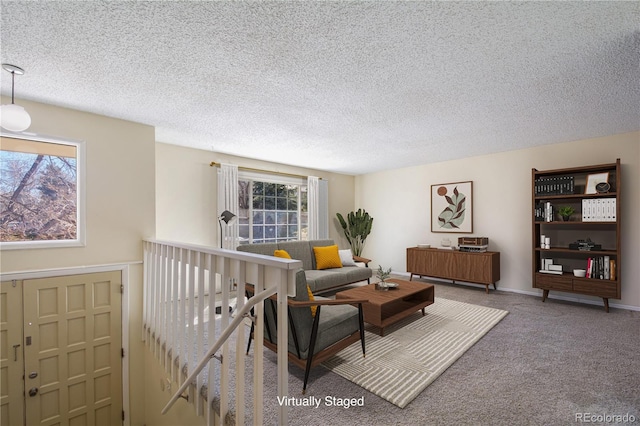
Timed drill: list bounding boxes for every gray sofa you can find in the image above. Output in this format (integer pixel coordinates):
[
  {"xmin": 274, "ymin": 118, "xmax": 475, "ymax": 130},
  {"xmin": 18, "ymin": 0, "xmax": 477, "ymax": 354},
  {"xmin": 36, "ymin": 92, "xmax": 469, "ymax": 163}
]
[{"xmin": 237, "ymin": 239, "xmax": 372, "ymax": 293}]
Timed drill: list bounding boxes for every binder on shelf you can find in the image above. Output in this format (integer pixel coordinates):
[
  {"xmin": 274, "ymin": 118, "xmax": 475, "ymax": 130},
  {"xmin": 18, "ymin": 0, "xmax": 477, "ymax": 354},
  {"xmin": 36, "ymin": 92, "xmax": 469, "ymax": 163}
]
[
  {"xmin": 582, "ymin": 198, "xmax": 617, "ymax": 222},
  {"xmin": 582, "ymin": 199, "xmax": 589, "ymax": 222},
  {"xmin": 611, "ymin": 199, "xmax": 617, "ymax": 221}
]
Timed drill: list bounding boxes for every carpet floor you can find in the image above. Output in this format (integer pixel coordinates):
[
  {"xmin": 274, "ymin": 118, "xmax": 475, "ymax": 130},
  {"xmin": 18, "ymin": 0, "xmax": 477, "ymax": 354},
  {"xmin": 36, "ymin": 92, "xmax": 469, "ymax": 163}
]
[
  {"xmin": 253, "ymin": 278, "xmax": 640, "ymax": 425},
  {"xmin": 323, "ymin": 297, "xmax": 508, "ymax": 408}
]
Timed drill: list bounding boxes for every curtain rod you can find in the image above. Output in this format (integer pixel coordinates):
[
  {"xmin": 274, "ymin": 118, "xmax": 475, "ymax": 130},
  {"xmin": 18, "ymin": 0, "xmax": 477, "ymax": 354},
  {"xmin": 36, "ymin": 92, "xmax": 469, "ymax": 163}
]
[{"xmin": 209, "ymin": 161, "xmax": 321, "ymax": 180}]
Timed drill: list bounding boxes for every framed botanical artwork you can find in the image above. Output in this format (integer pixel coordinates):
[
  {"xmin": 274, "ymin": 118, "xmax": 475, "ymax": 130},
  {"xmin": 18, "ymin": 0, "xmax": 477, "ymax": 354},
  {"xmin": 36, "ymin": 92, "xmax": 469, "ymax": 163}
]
[
  {"xmin": 431, "ymin": 181, "xmax": 473, "ymax": 233},
  {"xmin": 584, "ymin": 172, "xmax": 609, "ymax": 194}
]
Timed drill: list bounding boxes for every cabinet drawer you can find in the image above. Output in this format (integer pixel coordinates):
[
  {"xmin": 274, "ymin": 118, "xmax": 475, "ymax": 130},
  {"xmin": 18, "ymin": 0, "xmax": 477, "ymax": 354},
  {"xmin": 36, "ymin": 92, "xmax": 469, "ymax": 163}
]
[
  {"xmin": 535, "ymin": 273, "xmax": 572, "ymax": 291},
  {"xmin": 573, "ymin": 279, "xmax": 618, "ymax": 298}
]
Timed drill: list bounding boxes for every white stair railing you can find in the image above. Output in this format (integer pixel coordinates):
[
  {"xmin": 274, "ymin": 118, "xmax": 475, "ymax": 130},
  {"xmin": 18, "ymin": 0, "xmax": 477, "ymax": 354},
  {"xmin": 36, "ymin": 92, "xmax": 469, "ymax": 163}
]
[{"xmin": 143, "ymin": 239, "xmax": 302, "ymax": 425}]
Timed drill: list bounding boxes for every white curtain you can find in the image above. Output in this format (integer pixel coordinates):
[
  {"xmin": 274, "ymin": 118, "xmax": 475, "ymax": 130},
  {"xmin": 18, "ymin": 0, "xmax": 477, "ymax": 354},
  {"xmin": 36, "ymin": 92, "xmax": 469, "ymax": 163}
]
[
  {"xmin": 217, "ymin": 163, "xmax": 239, "ymax": 249},
  {"xmin": 307, "ymin": 176, "xmax": 329, "ymax": 240},
  {"xmin": 318, "ymin": 179, "xmax": 329, "ymax": 238}
]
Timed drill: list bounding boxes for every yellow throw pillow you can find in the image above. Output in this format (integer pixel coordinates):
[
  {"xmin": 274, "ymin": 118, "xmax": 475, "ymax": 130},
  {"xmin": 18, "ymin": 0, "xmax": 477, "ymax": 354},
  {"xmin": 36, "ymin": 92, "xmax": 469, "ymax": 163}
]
[
  {"xmin": 307, "ymin": 285, "xmax": 317, "ymax": 317},
  {"xmin": 274, "ymin": 249, "xmax": 292, "ymax": 259},
  {"xmin": 313, "ymin": 245, "xmax": 343, "ymax": 270}
]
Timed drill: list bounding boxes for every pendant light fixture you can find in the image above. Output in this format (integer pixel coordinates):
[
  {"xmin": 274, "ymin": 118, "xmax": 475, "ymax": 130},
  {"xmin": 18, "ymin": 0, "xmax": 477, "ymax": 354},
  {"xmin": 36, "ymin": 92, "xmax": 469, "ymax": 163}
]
[{"xmin": 1, "ymin": 64, "xmax": 31, "ymax": 132}]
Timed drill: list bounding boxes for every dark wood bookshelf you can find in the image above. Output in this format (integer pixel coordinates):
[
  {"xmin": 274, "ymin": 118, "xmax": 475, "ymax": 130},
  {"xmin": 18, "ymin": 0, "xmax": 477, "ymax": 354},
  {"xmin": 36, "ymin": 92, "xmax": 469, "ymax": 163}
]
[{"xmin": 531, "ymin": 159, "xmax": 621, "ymax": 312}]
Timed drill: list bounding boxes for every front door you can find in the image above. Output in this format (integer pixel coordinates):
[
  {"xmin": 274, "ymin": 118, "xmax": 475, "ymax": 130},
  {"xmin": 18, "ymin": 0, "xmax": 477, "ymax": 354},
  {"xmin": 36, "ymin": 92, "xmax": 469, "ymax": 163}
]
[
  {"xmin": 22, "ymin": 271, "xmax": 123, "ymax": 425},
  {"xmin": 1, "ymin": 280, "xmax": 25, "ymax": 426}
]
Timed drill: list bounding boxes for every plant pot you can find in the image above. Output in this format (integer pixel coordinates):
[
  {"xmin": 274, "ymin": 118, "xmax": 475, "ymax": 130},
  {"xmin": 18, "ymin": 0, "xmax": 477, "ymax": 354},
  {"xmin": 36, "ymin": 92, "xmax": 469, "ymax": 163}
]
[
  {"xmin": 561, "ymin": 216, "xmax": 570, "ymax": 221},
  {"xmin": 376, "ymin": 282, "xmax": 389, "ymax": 291}
]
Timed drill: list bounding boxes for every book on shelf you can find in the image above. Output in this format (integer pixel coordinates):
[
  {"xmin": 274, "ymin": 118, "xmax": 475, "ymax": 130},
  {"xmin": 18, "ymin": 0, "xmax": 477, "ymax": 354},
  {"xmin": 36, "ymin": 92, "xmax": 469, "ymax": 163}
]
[
  {"xmin": 545, "ymin": 202, "xmax": 553, "ymax": 222},
  {"xmin": 585, "ymin": 256, "xmax": 615, "ymax": 280},
  {"xmin": 533, "ymin": 201, "xmax": 561, "ymax": 222},
  {"xmin": 534, "ymin": 175, "xmax": 575, "ymax": 196},
  {"xmin": 534, "ymin": 202, "xmax": 545, "ymax": 222},
  {"xmin": 610, "ymin": 259, "xmax": 616, "ymax": 280}
]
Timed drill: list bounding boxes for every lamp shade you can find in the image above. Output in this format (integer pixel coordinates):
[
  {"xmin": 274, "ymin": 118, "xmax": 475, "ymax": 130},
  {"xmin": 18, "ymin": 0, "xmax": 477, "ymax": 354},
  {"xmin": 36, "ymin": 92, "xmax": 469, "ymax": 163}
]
[
  {"xmin": 0, "ymin": 103, "xmax": 31, "ymax": 132},
  {"xmin": 219, "ymin": 210, "xmax": 236, "ymax": 224}
]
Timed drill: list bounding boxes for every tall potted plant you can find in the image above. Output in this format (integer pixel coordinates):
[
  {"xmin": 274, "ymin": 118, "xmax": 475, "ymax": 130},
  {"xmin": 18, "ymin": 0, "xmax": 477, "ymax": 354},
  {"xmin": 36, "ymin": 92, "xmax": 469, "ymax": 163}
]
[{"xmin": 336, "ymin": 208, "xmax": 373, "ymax": 256}]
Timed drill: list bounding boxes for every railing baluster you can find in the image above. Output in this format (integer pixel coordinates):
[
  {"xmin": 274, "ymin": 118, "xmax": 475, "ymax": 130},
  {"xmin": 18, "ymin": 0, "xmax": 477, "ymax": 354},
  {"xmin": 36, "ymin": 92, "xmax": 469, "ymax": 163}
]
[
  {"xmin": 151, "ymin": 244, "xmax": 160, "ymax": 358},
  {"xmin": 144, "ymin": 239, "xmax": 297, "ymax": 425},
  {"xmin": 253, "ymin": 263, "xmax": 265, "ymax": 425},
  {"xmin": 205, "ymin": 253, "xmax": 215, "ymax": 426},
  {"xmin": 178, "ymin": 247, "xmax": 187, "ymax": 386},
  {"xmin": 234, "ymin": 258, "xmax": 246, "ymax": 425},
  {"xmin": 170, "ymin": 245, "xmax": 178, "ymax": 379},
  {"xmin": 148, "ymin": 243, "xmax": 155, "ymax": 350},
  {"xmin": 142, "ymin": 241, "xmax": 149, "ymax": 342},
  {"xmin": 217, "ymin": 255, "xmax": 230, "ymax": 424},
  {"xmin": 279, "ymin": 268, "xmax": 295, "ymax": 425},
  {"xmin": 196, "ymin": 251, "xmax": 205, "ymax": 416},
  {"xmin": 187, "ymin": 250, "xmax": 196, "ymax": 402},
  {"xmin": 159, "ymin": 244, "xmax": 167, "ymax": 367}
]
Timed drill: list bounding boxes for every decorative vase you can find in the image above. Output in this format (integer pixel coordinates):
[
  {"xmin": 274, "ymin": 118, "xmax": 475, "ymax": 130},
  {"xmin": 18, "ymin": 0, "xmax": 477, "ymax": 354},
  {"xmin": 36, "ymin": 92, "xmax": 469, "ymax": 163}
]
[{"xmin": 376, "ymin": 281, "xmax": 389, "ymax": 291}]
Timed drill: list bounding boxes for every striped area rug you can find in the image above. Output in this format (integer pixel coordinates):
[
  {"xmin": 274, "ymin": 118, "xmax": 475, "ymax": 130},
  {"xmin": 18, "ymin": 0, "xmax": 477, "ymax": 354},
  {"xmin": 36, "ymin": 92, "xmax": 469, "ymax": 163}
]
[{"xmin": 322, "ymin": 297, "xmax": 508, "ymax": 408}]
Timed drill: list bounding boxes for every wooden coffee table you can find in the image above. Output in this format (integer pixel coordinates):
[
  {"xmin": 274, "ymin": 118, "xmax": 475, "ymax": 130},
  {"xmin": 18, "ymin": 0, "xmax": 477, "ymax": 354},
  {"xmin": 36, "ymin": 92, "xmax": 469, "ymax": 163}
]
[{"xmin": 336, "ymin": 278, "xmax": 435, "ymax": 336}]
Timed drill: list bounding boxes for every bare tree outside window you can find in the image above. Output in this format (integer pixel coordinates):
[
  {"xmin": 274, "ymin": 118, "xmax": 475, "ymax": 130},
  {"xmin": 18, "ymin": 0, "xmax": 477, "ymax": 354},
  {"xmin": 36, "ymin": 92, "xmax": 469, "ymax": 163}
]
[
  {"xmin": 0, "ymin": 135, "xmax": 84, "ymax": 248},
  {"xmin": 237, "ymin": 177, "xmax": 308, "ymax": 244}
]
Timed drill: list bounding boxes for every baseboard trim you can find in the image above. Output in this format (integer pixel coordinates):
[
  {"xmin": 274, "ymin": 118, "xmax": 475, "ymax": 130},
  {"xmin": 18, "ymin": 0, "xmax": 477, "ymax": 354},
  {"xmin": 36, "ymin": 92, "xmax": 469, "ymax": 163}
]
[{"xmin": 399, "ymin": 271, "xmax": 640, "ymax": 312}]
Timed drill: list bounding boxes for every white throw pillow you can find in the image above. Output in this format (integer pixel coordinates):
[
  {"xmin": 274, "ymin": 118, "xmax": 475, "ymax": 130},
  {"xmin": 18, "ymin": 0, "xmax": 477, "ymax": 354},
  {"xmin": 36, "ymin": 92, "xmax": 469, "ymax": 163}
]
[{"xmin": 339, "ymin": 249, "xmax": 357, "ymax": 266}]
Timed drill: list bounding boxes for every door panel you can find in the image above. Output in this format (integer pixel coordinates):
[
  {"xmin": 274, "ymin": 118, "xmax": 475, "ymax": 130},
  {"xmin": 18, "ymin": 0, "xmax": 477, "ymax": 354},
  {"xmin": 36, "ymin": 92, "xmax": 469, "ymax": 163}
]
[
  {"xmin": 0, "ymin": 280, "xmax": 25, "ymax": 426},
  {"xmin": 23, "ymin": 272, "xmax": 122, "ymax": 426}
]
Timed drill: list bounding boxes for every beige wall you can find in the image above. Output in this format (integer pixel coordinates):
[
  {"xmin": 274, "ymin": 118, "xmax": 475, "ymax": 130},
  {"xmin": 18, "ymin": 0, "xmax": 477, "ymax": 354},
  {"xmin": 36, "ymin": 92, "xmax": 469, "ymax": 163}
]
[
  {"xmin": 155, "ymin": 142, "xmax": 356, "ymax": 248},
  {"xmin": 0, "ymin": 98, "xmax": 155, "ymax": 425},
  {"xmin": 356, "ymin": 132, "xmax": 640, "ymax": 309},
  {"xmin": 0, "ymin": 98, "xmax": 155, "ymax": 270}
]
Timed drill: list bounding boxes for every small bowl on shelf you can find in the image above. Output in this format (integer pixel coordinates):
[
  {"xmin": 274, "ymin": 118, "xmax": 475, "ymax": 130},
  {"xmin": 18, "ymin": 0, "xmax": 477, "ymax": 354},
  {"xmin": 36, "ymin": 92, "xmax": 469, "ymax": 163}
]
[{"xmin": 573, "ymin": 269, "xmax": 586, "ymax": 278}]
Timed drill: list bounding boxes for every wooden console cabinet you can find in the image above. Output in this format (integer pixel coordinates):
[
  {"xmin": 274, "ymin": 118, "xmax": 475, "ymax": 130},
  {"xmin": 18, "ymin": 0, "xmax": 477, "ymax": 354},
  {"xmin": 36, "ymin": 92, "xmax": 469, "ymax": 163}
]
[{"xmin": 406, "ymin": 247, "xmax": 500, "ymax": 293}]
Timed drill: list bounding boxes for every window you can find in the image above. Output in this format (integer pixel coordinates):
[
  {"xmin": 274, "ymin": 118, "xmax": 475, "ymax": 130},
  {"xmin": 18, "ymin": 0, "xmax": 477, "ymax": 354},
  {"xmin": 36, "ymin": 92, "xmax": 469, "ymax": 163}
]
[
  {"xmin": 238, "ymin": 174, "xmax": 307, "ymax": 244},
  {"xmin": 0, "ymin": 133, "xmax": 85, "ymax": 249}
]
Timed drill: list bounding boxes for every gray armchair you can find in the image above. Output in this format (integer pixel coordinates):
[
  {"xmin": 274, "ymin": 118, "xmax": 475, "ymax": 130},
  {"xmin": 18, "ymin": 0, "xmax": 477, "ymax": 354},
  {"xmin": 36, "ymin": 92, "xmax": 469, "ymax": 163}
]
[{"xmin": 246, "ymin": 270, "xmax": 366, "ymax": 394}]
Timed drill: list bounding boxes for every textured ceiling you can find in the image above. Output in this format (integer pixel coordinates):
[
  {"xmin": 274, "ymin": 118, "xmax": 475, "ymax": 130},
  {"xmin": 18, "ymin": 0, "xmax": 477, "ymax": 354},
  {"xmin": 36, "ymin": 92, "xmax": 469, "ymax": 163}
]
[{"xmin": 1, "ymin": 1, "xmax": 639, "ymax": 175}]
